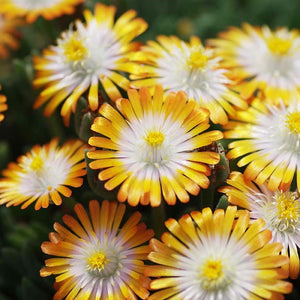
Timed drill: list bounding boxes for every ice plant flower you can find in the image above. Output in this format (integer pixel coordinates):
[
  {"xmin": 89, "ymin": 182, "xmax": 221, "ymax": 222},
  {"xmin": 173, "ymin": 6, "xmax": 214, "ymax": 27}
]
[
  {"xmin": 87, "ymin": 85, "xmax": 223, "ymax": 207},
  {"xmin": 0, "ymin": 0, "xmax": 84, "ymax": 23},
  {"xmin": 0, "ymin": 85, "xmax": 7, "ymax": 122},
  {"xmin": 208, "ymin": 23, "xmax": 300, "ymax": 104},
  {"xmin": 33, "ymin": 3, "xmax": 148, "ymax": 125},
  {"xmin": 0, "ymin": 14, "xmax": 20, "ymax": 58},
  {"xmin": 129, "ymin": 35, "xmax": 247, "ymax": 124},
  {"xmin": 220, "ymin": 171, "xmax": 300, "ymax": 279},
  {"xmin": 145, "ymin": 206, "xmax": 293, "ymax": 299},
  {"xmin": 40, "ymin": 199, "xmax": 154, "ymax": 299},
  {"xmin": 0, "ymin": 139, "xmax": 87, "ymax": 210},
  {"xmin": 224, "ymin": 98, "xmax": 300, "ymax": 192}
]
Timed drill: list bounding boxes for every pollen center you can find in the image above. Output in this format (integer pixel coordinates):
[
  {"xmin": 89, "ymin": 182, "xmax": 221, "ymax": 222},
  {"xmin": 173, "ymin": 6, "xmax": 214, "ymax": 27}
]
[
  {"xmin": 285, "ymin": 111, "xmax": 300, "ymax": 134},
  {"xmin": 267, "ymin": 37, "xmax": 292, "ymax": 55},
  {"xmin": 187, "ymin": 48, "xmax": 208, "ymax": 70},
  {"xmin": 86, "ymin": 250, "xmax": 107, "ymax": 272},
  {"xmin": 30, "ymin": 155, "xmax": 44, "ymax": 171},
  {"xmin": 63, "ymin": 35, "xmax": 88, "ymax": 62},
  {"xmin": 145, "ymin": 130, "xmax": 165, "ymax": 146},
  {"xmin": 199, "ymin": 259, "xmax": 230, "ymax": 291},
  {"xmin": 274, "ymin": 191, "xmax": 300, "ymax": 233}
]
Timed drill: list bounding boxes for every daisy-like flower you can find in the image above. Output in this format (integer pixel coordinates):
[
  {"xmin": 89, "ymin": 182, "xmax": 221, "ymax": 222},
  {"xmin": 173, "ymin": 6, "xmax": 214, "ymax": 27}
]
[
  {"xmin": 129, "ymin": 35, "xmax": 247, "ymax": 125},
  {"xmin": 0, "ymin": 0, "xmax": 84, "ymax": 23},
  {"xmin": 0, "ymin": 138, "xmax": 87, "ymax": 210},
  {"xmin": 87, "ymin": 85, "xmax": 223, "ymax": 207},
  {"xmin": 145, "ymin": 206, "xmax": 293, "ymax": 299},
  {"xmin": 40, "ymin": 199, "xmax": 154, "ymax": 300},
  {"xmin": 0, "ymin": 14, "xmax": 20, "ymax": 58},
  {"xmin": 0, "ymin": 85, "xmax": 7, "ymax": 122},
  {"xmin": 220, "ymin": 171, "xmax": 300, "ymax": 279},
  {"xmin": 33, "ymin": 3, "xmax": 148, "ymax": 125},
  {"xmin": 224, "ymin": 98, "xmax": 300, "ymax": 192},
  {"xmin": 208, "ymin": 23, "xmax": 300, "ymax": 104}
]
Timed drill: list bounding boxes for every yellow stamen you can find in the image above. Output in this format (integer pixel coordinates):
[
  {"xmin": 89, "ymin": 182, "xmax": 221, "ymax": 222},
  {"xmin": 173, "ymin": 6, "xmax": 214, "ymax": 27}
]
[
  {"xmin": 285, "ymin": 111, "xmax": 300, "ymax": 134},
  {"xmin": 187, "ymin": 47, "xmax": 208, "ymax": 70},
  {"xmin": 200, "ymin": 259, "xmax": 230, "ymax": 291},
  {"xmin": 86, "ymin": 250, "xmax": 107, "ymax": 272},
  {"xmin": 267, "ymin": 36, "xmax": 292, "ymax": 55},
  {"xmin": 30, "ymin": 155, "xmax": 44, "ymax": 171},
  {"xmin": 63, "ymin": 34, "xmax": 88, "ymax": 62},
  {"xmin": 145, "ymin": 130, "xmax": 164, "ymax": 146},
  {"xmin": 276, "ymin": 192, "xmax": 298, "ymax": 223}
]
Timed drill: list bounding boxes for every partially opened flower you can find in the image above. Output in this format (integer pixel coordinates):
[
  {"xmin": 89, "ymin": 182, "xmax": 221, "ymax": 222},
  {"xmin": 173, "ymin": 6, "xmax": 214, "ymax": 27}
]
[
  {"xmin": 208, "ymin": 23, "xmax": 300, "ymax": 104},
  {"xmin": 0, "ymin": 14, "xmax": 20, "ymax": 58},
  {"xmin": 145, "ymin": 206, "xmax": 293, "ymax": 299},
  {"xmin": 0, "ymin": 0, "xmax": 84, "ymax": 23},
  {"xmin": 87, "ymin": 85, "xmax": 223, "ymax": 207},
  {"xmin": 33, "ymin": 3, "xmax": 148, "ymax": 125},
  {"xmin": 220, "ymin": 171, "xmax": 300, "ymax": 279},
  {"xmin": 224, "ymin": 98, "xmax": 300, "ymax": 192},
  {"xmin": 0, "ymin": 139, "xmax": 87, "ymax": 210},
  {"xmin": 41, "ymin": 199, "xmax": 154, "ymax": 299},
  {"xmin": 129, "ymin": 35, "xmax": 247, "ymax": 125},
  {"xmin": 0, "ymin": 85, "xmax": 7, "ymax": 122}
]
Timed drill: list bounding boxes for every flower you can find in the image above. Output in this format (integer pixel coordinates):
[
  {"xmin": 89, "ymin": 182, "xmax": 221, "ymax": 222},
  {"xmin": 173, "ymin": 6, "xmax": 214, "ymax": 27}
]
[
  {"xmin": 0, "ymin": 0, "xmax": 84, "ymax": 23},
  {"xmin": 220, "ymin": 171, "xmax": 300, "ymax": 279},
  {"xmin": 33, "ymin": 3, "xmax": 148, "ymax": 125},
  {"xmin": 224, "ymin": 98, "xmax": 300, "ymax": 192},
  {"xmin": 87, "ymin": 85, "xmax": 223, "ymax": 207},
  {"xmin": 145, "ymin": 206, "xmax": 293, "ymax": 299},
  {"xmin": 0, "ymin": 85, "xmax": 7, "ymax": 121},
  {"xmin": 40, "ymin": 199, "xmax": 154, "ymax": 299},
  {"xmin": 0, "ymin": 14, "xmax": 20, "ymax": 58},
  {"xmin": 208, "ymin": 23, "xmax": 300, "ymax": 104},
  {"xmin": 129, "ymin": 35, "xmax": 247, "ymax": 125},
  {"xmin": 0, "ymin": 138, "xmax": 87, "ymax": 210}
]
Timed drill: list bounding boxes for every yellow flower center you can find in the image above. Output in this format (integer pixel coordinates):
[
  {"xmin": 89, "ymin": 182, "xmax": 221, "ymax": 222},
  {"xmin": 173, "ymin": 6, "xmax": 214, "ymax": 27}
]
[
  {"xmin": 187, "ymin": 47, "xmax": 209, "ymax": 70},
  {"xmin": 274, "ymin": 191, "xmax": 300, "ymax": 233},
  {"xmin": 285, "ymin": 111, "xmax": 300, "ymax": 134},
  {"xmin": 86, "ymin": 250, "xmax": 107, "ymax": 272},
  {"xmin": 30, "ymin": 155, "xmax": 44, "ymax": 171},
  {"xmin": 63, "ymin": 35, "xmax": 88, "ymax": 62},
  {"xmin": 145, "ymin": 130, "xmax": 165, "ymax": 146},
  {"xmin": 267, "ymin": 36, "xmax": 292, "ymax": 55},
  {"xmin": 200, "ymin": 259, "xmax": 230, "ymax": 291}
]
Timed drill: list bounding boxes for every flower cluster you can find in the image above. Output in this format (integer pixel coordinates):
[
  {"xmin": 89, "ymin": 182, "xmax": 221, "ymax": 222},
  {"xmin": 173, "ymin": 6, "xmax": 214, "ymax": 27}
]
[{"xmin": 0, "ymin": 1, "xmax": 300, "ymax": 299}]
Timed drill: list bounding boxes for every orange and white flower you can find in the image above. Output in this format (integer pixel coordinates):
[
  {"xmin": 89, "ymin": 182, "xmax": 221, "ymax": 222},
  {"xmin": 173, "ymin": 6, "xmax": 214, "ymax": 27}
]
[
  {"xmin": 224, "ymin": 98, "xmax": 300, "ymax": 192},
  {"xmin": 33, "ymin": 3, "xmax": 147, "ymax": 125},
  {"xmin": 220, "ymin": 171, "xmax": 300, "ymax": 279},
  {"xmin": 0, "ymin": 14, "xmax": 20, "ymax": 58},
  {"xmin": 0, "ymin": 85, "xmax": 7, "ymax": 121},
  {"xmin": 129, "ymin": 35, "xmax": 247, "ymax": 125},
  {"xmin": 87, "ymin": 85, "xmax": 222, "ymax": 207},
  {"xmin": 145, "ymin": 206, "xmax": 293, "ymax": 299},
  {"xmin": 209, "ymin": 23, "xmax": 300, "ymax": 104},
  {"xmin": 41, "ymin": 200, "xmax": 153, "ymax": 300},
  {"xmin": 0, "ymin": 139, "xmax": 86, "ymax": 210},
  {"xmin": 0, "ymin": 0, "xmax": 84, "ymax": 23}
]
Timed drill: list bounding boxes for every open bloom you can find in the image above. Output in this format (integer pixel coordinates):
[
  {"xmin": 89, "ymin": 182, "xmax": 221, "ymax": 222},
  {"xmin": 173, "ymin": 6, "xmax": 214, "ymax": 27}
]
[
  {"xmin": 129, "ymin": 35, "xmax": 247, "ymax": 125},
  {"xmin": 41, "ymin": 199, "xmax": 154, "ymax": 300},
  {"xmin": 220, "ymin": 171, "xmax": 300, "ymax": 279},
  {"xmin": 145, "ymin": 206, "xmax": 293, "ymax": 299},
  {"xmin": 0, "ymin": 0, "xmax": 84, "ymax": 23},
  {"xmin": 208, "ymin": 23, "xmax": 300, "ymax": 104},
  {"xmin": 87, "ymin": 85, "xmax": 223, "ymax": 207},
  {"xmin": 224, "ymin": 98, "xmax": 300, "ymax": 192},
  {"xmin": 0, "ymin": 139, "xmax": 86, "ymax": 210},
  {"xmin": 0, "ymin": 14, "xmax": 20, "ymax": 58},
  {"xmin": 0, "ymin": 85, "xmax": 7, "ymax": 121},
  {"xmin": 33, "ymin": 3, "xmax": 148, "ymax": 125}
]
